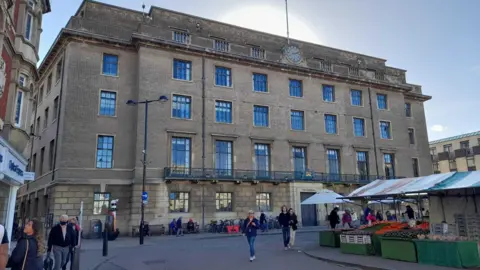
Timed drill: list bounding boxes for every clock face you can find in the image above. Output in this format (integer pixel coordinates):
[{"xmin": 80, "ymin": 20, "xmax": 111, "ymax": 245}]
[{"xmin": 283, "ymin": 45, "xmax": 302, "ymax": 64}]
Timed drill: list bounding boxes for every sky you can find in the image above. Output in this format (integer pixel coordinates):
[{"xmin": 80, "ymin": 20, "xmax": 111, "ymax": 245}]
[{"xmin": 39, "ymin": 0, "xmax": 480, "ymax": 142}]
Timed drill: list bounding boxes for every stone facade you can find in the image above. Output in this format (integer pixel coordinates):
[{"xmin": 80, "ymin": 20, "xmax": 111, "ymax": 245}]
[{"xmin": 16, "ymin": 1, "xmax": 432, "ymax": 233}]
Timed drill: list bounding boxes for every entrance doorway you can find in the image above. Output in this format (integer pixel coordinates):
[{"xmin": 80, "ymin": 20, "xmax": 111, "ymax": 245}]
[{"xmin": 301, "ymin": 192, "xmax": 317, "ymax": 226}]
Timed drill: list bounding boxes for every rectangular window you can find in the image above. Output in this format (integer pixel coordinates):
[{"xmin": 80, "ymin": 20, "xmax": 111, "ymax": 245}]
[
  {"xmin": 377, "ymin": 94, "xmax": 388, "ymax": 110},
  {"xmin": 14, "ymin": 90, "xmax": 23, "ymax": 126},
  {"xmin": 324, "ymin": 114, "xmax": 337, "ymax": 134},
  {"xmin": 380, "ymin": 121, "xmax": 391, "ymax": 139},
  {"xmin": 47, "ymin": 74, "xmax": 52, "ymax": 93},
  {"xmin": 215, "ymin": 66, "xmax": 232, "ymax": 87},
  {"xmin": 253, "ymin": 105, "xmax": 269, "ymax": 127},
  {"xmin": 172, "ymin": 95, "xmax": 191, "ymax": 119},
  {"xmin": 215, "ymin": 141, "xmax": 233, "ymax": 176},
  {"xmin": 216, "ymin": 192, "xmax": 232, "ymax": 212},
  {"xmin": 214, "ymin": 39, "xmax": 229, "ymax": 52},
  {"xmin": 408, "ymin": 128, "xmax": 415, "ymax": 144},
  {"xmin": 96, "ymin": 135, "xmax": 114, "ymax": 169},
  {"xmin": 93, "ymin": 192, "xmax": 110, "ymax": 215},
  {"xmin": 412, "ymin": 158, "xmax": 419, "ymax": 177},
  {"xmin": 356, "ymin": 151, "xmax": 369, "ymax": 179},
  {"xmin": 169, "ymin": 192, "xmax": 189, "ymax": 213},
  {"xmin": 28, "ymin": 0, "xmax": 35, "ymax": 8},
  {"xmin": 405, "ymin": 103, "xmax": 412, "ymax": 117},
  {"xmin": 173, "ymin": 31, "xmax": 190, "ymax": 44},
  {"xmin": 39, "ymin": 85, "xmax": 44, "ymax": 102},
  {"xmin": 460, "ymin": 140, "xmax": 470, "ymax": 149},
  {"xmin": 36, "ymin": 117, "xmax": 40, "ymax": 133},
  {"xmin": 322, "ymin": 85, "xmax": 335, "ymax": 102},
  {"xmin": 171, "ymin": 137, "xmax": 191, "ymax": 174},
  {"xmin": 293, "ymin": 147, "xmax": 306, "ymax": 177},
  {"xmin": 351, "ymin": 90, "xmax": 363, "ymax": 106},
  {"xmin": 326, "ymin": 149, "xmax": 340, "ymax": 175},
  {"xmin": 32, "ymin": 154, "xmax": 36, "ymax": 173},
  {"xmin": 353, "ymin": 118, "xmax": 365, "ymax": 137},
  {"xmin": 29, "ymin": 124, "xmax": 33, "ymax": 134},
  {"xmin": 49, "ymin": 140, "xmax": 55, "ymax": 170},
  {"xmin": 25, "ymin": 13, "xmax": 33, "ymax": 41},
  {"xmin": 40, "ymin": 147, "xmax": 45, "ymax": 176},
  {"xmin": 251, "ymin": 47, "xmax": 265, "ymax": 59},
  {"xmin": 384, "ymin": 153, "xmax": 395, "ymax": 179},
  {"xmin": 253, "ymin": 73, "xmax": 268, "ymax": 92},
  {"xmin": 53, "ymin": 96, "xmax": 59, "ymax": 120},
  {"xmin": 102, "ymin": 54, "xmax": 118, "ymax": 76},
  {"xmin": 430, "ymin": 147, "xmax": 437, "ymax": 156},
  {"xmin": 289, "ymin": 79, "xmax": 302, "ymax": 97},
  {"xmin": 443, "ymin": 144, "xmax": 452, "ymax": 152},
  {"xmin": 291, "ymin": 110, "xmax": 304, "ymax": 131},
  {"xmin": 56, "ymin": 60, "xmax": 63, "ymax": 82},
  {"xmin": 254, "ymin": 143, "xmax": 270, "ymax": 178},
  {"xmin": 99, "ymin": 91, "xmax": 116, "ymax": 116},
  {"xmin": 18, "ymin": 74, "xmax": 27, "ymax": 88},
  {"xmin": 256, "ymin": 193, "xmax": 271, "ymax": 212},
  {"xmin": 43, "ymin": 107, "xmax": 49, "ymax": 129},
  {"xmin": 173, "ymin": 59, "xmax": 192, "ymax": 81},
  {"xmin": 215, "ymin": 101, "xmax": 232, "ymax": 123}
]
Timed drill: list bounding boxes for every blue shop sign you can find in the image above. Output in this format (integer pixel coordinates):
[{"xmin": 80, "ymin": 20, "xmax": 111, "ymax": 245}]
[
  {"xmin": 8, "ymin": 160, "xmax": 23, "ymax": 177},
  {"xmin": 0, "ymin": 145, "xmax": 27, "ymax": 184}
]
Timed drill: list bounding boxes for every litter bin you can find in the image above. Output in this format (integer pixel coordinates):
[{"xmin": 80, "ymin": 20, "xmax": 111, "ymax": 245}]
[{"xmin": 82, "ymin": 219, "xmax": 102, "ymax": 239}]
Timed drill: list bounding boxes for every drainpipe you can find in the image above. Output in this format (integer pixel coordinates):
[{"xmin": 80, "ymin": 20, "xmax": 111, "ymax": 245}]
[
  {"xmin": 367, "ymin": 87, "xmax": 380, "ymax": 178},
  {"xmin": 28, "ymin": 90, "xmax": 39, "ymax": 172},
  {"xmin": 51, "ymin": 50, "xmax": 67, "ymax": 182},
  {"xmin": 201, "ymin": 56, "xmax": 206, "ymax": 229}
]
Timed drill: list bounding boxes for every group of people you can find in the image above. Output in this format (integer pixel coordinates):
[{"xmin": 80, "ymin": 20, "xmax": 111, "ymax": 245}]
[
  {"xmin": 4, "ymin": 214, "xmax": 79, "ymax": 270},
  {"xmin": 242, "ymin": 205, "xmax": 298, "ymax": 262},
  {"xmin": 169, "ymin": 217, "xmax": 197, "ymax": 236}
]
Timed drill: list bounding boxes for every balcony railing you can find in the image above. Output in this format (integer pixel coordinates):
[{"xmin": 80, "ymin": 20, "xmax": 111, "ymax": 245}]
[{"xmin": 164, "ymin": 167, "xmax": 398, "ymax": 184}]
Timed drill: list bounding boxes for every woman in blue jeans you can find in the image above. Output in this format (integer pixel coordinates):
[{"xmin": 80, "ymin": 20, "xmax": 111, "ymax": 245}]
[
  {"xmin": 242, "ymin": 210, "xmax": 260, "ymax": 262},
  {"xmin": 278, "ymin": 205, "xmax": 291, "ymax": 250}
]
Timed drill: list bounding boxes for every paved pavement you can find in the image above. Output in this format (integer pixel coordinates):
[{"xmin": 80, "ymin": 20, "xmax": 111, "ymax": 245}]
[{"xmin": 79, "ymin": 232, "xmax": 350, "ymax": 270}]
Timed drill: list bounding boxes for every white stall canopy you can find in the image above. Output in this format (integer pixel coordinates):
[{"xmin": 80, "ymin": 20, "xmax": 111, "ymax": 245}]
[{"xmin": 301, "ymin": 189, "xmax": 352, "ymax": 205}]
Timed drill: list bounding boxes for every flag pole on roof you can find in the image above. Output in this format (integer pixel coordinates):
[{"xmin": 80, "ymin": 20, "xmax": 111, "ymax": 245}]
[{"xmin": 285, "ymin": 0, "xmax": 290, "ymax": 44}]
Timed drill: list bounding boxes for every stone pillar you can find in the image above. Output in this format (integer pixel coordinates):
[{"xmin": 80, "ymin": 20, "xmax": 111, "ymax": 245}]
[
  {"xmin": 456, "ymin": 157, "xmax": 468, "ymax": 172},
  {"xmin": 6, "ymin": 185, "xmax": 18, "ymax": 249},
  {"xmin": 438, "ymin": 160, "xmax": 449, "ymax": 173}
]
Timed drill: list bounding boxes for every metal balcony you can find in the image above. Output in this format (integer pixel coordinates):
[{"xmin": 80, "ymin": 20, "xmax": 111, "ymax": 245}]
[{"xmin": 163, "ymin": 167, "xmax": 392, "ymax": 184}]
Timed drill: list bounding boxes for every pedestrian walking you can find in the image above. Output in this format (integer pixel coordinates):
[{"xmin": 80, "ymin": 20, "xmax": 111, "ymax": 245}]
[
  {"xmin": 47, "ymin": 215, "xmax": 77, "ymax": 270},
  {"xmin": 329, "ymin": 207, "xmax": 340, "ymax": 229},
  {"xmin": 288, "ymin": 208, "xmax": 298, "ymax": 248},
  {"xmin": 278, "ymin": 205, "xmax": 290, "ymax": 250},
  {"xmin": 176, "ymin": 217, "xmax": 184, "ymax": 236},
  {"xmin": 342, "ymin": 209, "xmax": 353, "ymax": 228},
  {"xmin": 259, "ymin": 211, "xmax": 267, "ymax": 232},
  {"xmin": 7, "ymin": 218, "xmax": 45, "ymax": 270},
  {"xmin": 242, "ymin": 210, "xmax": 259, "ymax": 262},
  {"xmin": 62, "ymin": 217, "xmax": 80, "ymax": 270}
]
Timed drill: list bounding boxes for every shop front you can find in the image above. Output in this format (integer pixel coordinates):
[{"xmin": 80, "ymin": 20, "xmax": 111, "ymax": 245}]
[{"xmin": 0, "ymin": 136, "xmax": 27, "ymax": 244}]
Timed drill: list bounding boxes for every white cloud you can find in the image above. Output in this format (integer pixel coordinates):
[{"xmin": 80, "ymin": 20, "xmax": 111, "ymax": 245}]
[{"xmin": 430, "ymin": 125, "xmax": 447, "ymax": 132}]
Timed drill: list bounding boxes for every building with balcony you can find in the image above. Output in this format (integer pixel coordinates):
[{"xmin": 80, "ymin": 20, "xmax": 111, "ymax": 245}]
[
  {"xmin": 0, "ymin": 0, "xmax": 50, "ymax": 242},
  {"xmin": 429, "ymin": 131, "xmax": 480, "ymax": 174},
  {"xmin": 16, "ymin": 1, "xmax": 431, "ymax": 232}
]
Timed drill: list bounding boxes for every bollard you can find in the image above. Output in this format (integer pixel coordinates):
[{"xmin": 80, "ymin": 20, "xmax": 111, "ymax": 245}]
[
  {"xmin": 71, "ymin": 246, "xmax": 80, "ymax": 270},
  {"xmin": 102, "ymin": 224, "xmax": 108, "ymax": 257}
]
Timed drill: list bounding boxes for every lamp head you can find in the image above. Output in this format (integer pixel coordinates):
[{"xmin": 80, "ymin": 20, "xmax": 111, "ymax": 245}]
[
  {"xmin": 159, "ymin": 95, "xmax": 168, "ymax": 102},
  {"xmin": 126, "ymin": 100, "xmax": 137, "ymax": 106}
]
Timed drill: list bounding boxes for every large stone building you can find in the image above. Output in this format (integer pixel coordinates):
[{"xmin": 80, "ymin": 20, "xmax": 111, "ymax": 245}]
[
  {"xmin": 0, "ymin": 0, "xmax": 50, "ymax": 241},
  {"xmin": 429, "ymin": 131, "xmax": 480, "ymax": 173},
  {"xmin": 16, "ymin": 1, "xmax": 431, "ymax": 233}
]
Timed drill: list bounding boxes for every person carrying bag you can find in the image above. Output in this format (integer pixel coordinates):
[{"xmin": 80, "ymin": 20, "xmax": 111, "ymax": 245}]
[{"xmin": 7, "ymin": 219, "xmax": 45, "ymax": 270}]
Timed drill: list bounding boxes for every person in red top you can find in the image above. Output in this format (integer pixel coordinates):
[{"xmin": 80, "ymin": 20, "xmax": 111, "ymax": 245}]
[{"xmin": 366, "ymin": 212, "xmax": 377, "ymax": 224}]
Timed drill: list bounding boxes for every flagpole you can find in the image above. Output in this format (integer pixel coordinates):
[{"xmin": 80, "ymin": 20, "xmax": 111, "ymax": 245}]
[{"xmin": 285, "ymin": 0, "xmax": 290, "ymax": 44}]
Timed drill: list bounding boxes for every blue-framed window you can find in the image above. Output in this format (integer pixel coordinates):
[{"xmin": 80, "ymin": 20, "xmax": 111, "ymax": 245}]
[
  {"xmin": 405, "ymin": 103, "xmax": 412, "ymax": 117},
  {"xmin": 384, "ymin": 153, "xmax": 395, "ymax": 179},
  {"xmin": 291, "ymin": 110, "xmax": 304, "ymax": 131},
  {"xmin": 14, "ymin": 91, "xmax": 23, "ymax": 126},
  {"xmin": 255, "ymin": 143, "xmax": 270, "ymax": 177},
  {"xmin": 351, "ymin": 90, "xmax": 362, "ymax": 106},
  {"xmin": 253, "ymin": 73, "xmax": 268, "ymax": 92},
  {"xmin": 353, "ymin": 117, "xmax": 365, "ymax": 137},
  {"xmin": 172, "ymin": 95, "xmax": 191, "ymax": 119},
  {"xmin": 293, "ymin": 147, "xmax": 306, "ymax": 177},
  {"xmin": 215, "ymin": 101, "xmax": 232, "ymax": 123},
  {"xmin": 380, "ymin": 121, "xmax": 391, "ymax": 139},
  {"xmin": 215, "ymin": 141, "xmax": 233, "ymax": 176},
  {"xmin": 102, "ymin": 54, "xmax": 118, "ymax": 76},
  {"xmin": 99, "ymin": 91, "xmax": 116, "ymax": 116},
  {"xmin": 326, "ymin": 149, "xmax": 340, "ymax": 176},
  {"xmin": 377, "ymin": 94, "xmax": 388, "ymax": 110},
  {"xmin": 215, "ymin": 66, "xmax": 232, "ymax": 87},
  {"xmin": 253, "ymin": 105, "xmax": 269, "ymax": 127},
  {"xmin": 173, "ymin": 59, "xmax": 192, "ymax": 81},
  {"xmin": 356, "ymin": 151, "xmax": 369, "ymax": 179},
  {"xmin": 25, "ymin": 13, "xmax": 32, "ymax": 41},
  {"xmin": 323, "ymin": 85, "xmax": 335, "ymax": 102},
  {"xmin": 289, "ymin": 79, "xmax": 302, "ymax": 97},
  {"xmin": 171, "ymin": 137, "xmax": 191, "ymax": 174},
  {"xmin": 96, "ymin": 135, "xmax": 114, "ymax": 169},
  {"xmin": 324, "ymin": 114, "xmax": 337, "ymax": 134}
]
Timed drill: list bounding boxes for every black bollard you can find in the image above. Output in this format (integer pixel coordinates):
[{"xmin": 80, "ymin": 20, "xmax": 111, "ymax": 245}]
[{"xmin": 102, "ymin": 223, "xmax": 108, "ymax": 256}]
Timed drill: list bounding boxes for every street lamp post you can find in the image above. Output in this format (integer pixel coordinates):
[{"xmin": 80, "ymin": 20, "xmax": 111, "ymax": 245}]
[{"xmin": 126, "ymin": 95, "xmax": 168, "ymax": 245}]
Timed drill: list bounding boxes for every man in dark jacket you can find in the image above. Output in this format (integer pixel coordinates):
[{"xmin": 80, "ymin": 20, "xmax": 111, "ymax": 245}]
[
  {"xmin": 47, "ymin": 215, "xmax": 77, "ymax": 270},
  {"xmin": 259, "ymin": 212, "xmax": 267, "ymax": 232},
  {"xmin": 176, "ymin": 217, "xmax": 184, "ymax": 237},
  {"xmin": 278, "ymin": 206, "xmax": 290, "ymax": 250}
]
